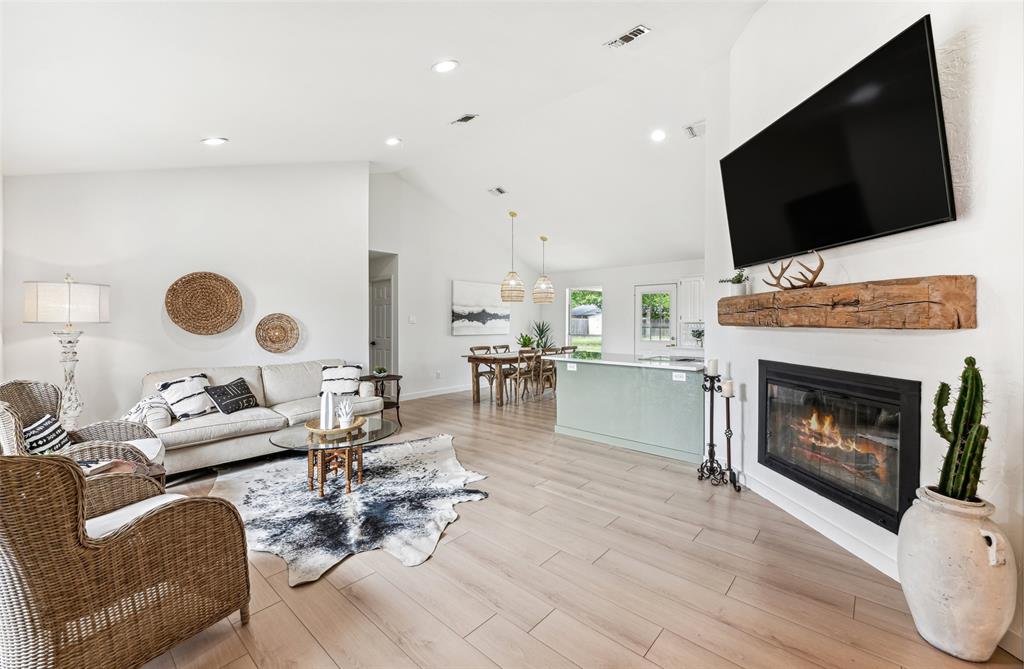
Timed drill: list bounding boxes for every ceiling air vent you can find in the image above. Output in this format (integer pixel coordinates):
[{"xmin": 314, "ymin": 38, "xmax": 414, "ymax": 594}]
[
  {"xmin": 604, "ymin": 25, "xmax": 651, "ymax": 48},
  {"xmin": 451, "ymin": 114, "xmax": 479, "ymax": 125},
  {"xmin": 488, "ymin": 186, "xmax": 507, "ymax": 197}
]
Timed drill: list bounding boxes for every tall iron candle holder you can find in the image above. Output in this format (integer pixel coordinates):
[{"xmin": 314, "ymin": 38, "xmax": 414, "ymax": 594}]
[
  {"xmin": 723, "ymin": 393, "xmax": 741, "ymax": 492},
  {"xmin": 697, "ymin": 372, "xmax": 727, "ymax": 486}
]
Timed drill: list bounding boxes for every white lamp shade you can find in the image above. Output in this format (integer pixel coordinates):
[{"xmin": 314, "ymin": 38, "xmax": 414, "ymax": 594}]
[{"xmin": 24, "ymin": 280, "xmax": 110, "ymax": 325}]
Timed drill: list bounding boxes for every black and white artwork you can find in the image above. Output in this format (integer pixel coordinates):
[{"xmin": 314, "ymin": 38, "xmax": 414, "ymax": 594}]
[
  {"xmin": 209, "ymin": 434, "xmax": 487, "ymax": 585},
  {"xmin": 452, "ymin": 280, "xmax": 511, "ymax": 335}
]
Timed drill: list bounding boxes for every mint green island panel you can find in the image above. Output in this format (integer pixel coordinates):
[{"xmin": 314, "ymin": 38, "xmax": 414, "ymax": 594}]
[{"xmin": 554, "ymin": 357, "xmax": 704, "ymax": 462}]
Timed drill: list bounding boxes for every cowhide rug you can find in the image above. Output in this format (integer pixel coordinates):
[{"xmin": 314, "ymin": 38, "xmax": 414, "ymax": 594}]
[{"xmin": 209, "ymin": 433, "xmax": 486, "ymax": 585}]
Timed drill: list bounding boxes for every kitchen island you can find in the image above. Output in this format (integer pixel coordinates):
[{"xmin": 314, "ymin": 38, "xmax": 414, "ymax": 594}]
[{"xmin": 551, "ymin": 352, "xmax": 705, "ymax": 462}]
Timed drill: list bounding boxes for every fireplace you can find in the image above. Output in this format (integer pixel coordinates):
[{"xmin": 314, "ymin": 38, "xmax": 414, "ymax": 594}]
[{"xmin": 758, "ymin": 360, "xmax": 920, "ymax": 532}]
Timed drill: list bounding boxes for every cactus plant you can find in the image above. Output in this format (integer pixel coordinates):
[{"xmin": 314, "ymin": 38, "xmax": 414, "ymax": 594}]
[{"xmin": 933, "ymin": 356, "xmax": 989, "ymax": 501}]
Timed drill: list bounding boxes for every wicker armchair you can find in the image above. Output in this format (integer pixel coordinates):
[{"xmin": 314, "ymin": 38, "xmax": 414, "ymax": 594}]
[
  {"xmin": 0, "ymin": 380, "xmax": 156, "ymax": 466},
  {"xmin": 0, "ymin": 454, "xmax": 250, "ymax": 668}
]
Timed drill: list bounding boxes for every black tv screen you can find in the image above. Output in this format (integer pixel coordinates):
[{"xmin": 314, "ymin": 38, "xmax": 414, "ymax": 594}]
[{"xmin": 720, "ymin": 16, "xmax": 955, "ymax": 269}]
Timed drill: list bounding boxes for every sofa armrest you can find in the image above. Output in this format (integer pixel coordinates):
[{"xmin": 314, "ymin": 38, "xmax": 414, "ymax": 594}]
[{"xmin": 358, "ymin": 381, "xmax": 376, "ymax": 398}]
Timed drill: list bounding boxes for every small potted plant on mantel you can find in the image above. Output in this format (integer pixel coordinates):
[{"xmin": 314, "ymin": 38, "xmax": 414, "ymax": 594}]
[
  {"xmin": 897, "ymin": 357, "xmax": 1018, "ymax": 662},
  {"xmin": 719, "ymin": 269, "xmax": 750, "ymax": 296}
]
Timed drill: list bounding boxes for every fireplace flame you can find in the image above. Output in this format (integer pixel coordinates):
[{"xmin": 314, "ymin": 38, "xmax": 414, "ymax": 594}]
[{"xmin": 800, "ymin": 409, "xmax": 851, "ymax": 451}]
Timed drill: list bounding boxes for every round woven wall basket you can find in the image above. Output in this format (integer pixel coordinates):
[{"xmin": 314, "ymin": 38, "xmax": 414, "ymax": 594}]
[
  {"xmin": 255, "ymin": 313, "xmax": 300, "ymax": 353},
  {"xmin": 165, "ymin": 272, "xmax": 242, "ymax": 335}
]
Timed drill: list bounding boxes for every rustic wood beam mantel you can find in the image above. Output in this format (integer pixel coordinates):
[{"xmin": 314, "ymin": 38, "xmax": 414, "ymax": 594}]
[{"xmin": 717, "ymin": 275, "xmax": 976, "ymax": 330}]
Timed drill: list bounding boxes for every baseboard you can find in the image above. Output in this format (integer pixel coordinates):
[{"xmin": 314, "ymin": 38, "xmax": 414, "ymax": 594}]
[
  {"xmin": 402, "ymin": 384, "xmax": 472, "ymax": 401},
  {"xmin": 743, "ymin": 471, "xmax": 899, "ymax": 580},
  {"xmin": 999, "ymin": 628, "xmax": 1023, "ymax": 661}
]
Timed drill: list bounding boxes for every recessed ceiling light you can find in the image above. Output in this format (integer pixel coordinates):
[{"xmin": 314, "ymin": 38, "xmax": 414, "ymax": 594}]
[
  {"xmin": 432, "ymin": 59, "xmax": 460, "ymax": 74},
  {"xmin": 385, "ymin": 137, "xmax": 403, "ymax": 147},
  {"xmin": 650, "ymin": 129, "xmax": 667, "ymax": 142},
  {"xmin": 200, "ymin": 137, "xmax": 229, "ymax": 146}
]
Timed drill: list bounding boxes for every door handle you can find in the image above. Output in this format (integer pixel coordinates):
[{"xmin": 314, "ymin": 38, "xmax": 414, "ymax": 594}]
[{"xmin": 370, "ymin": 341, "xmax": 377, "ymax": 346}]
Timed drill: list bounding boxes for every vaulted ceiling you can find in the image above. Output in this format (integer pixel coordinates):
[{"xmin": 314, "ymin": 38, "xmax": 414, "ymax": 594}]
[{"xmin": 2, "ymin": 1, "xmax": 761, "ymax": 271}]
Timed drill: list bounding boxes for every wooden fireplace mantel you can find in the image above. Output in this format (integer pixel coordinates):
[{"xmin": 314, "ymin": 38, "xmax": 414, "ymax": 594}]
[{"xmin": 717, "ymin": 275, "xmax": 976, "ymax": 330}]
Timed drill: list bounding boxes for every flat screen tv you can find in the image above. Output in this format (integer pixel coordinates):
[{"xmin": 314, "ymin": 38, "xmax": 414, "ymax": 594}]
[{"xmin": 720, "ymin": 15, "xmax": 955, "ymax": 269}]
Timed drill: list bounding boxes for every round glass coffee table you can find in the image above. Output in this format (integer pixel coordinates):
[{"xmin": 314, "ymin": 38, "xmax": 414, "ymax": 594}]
[{"xmin": 270, "ymin": 416, "xmax": 399, "ymax": 496}]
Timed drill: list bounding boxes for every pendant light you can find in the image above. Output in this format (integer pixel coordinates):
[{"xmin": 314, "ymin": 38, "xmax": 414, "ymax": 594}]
[
  {"xmin": 500, "ymin": 210, "xmax": 525, "ymax": 302},
  {"xmin": 532, "ymin": 235, "xmax": 554, "ymax": 304}
]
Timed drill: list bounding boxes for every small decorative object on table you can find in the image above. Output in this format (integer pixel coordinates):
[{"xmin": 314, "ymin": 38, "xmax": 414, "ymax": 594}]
[
  {"xmin": 897, "ymin": 356, "xmax": 1016, "ymax": 662},
  {"xmin": 516, "ymin": 333, "xmax": 535, "ymax": 349},
  {"xmin": 336, "ymin": 397, "xmax": 355, "ymax": 428},
  {"xmin": 690, "ymin": 327, "xmax": 705, "ymax": 347},
  {"xmin": 697, "ymin": 358, "xmax": 741, "ymax": 492},
  {"xmin": 372, "ymin": 366, "xmax": 388, "ymax": 377},
  {"xmin": 718, "ymin": 269, "xmax": 750, "ymax": 296}
]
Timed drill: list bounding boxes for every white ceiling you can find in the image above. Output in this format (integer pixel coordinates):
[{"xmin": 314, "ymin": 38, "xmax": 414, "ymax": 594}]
[{"xmin": 2, "ymin": 1, "xmax": 761, "ymax": 271}]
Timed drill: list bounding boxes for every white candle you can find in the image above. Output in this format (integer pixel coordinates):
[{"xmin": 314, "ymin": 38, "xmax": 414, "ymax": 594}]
[
  {"xmin": 722, "ymin": 380, "xmax": 735, "ymax": 398},
  {"xmin": 706, "ymin": 358, "xmax": 719, "ymax": 376}
]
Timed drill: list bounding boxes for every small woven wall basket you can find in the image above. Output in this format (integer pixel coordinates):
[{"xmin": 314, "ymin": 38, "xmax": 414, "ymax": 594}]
[
  {"xmin": 165, "ymin": 272, "xmax": 242, "ymax": 335},
  {"xmin": 255, "ymin": 313, "xmax": 300, "ymax": 353}
]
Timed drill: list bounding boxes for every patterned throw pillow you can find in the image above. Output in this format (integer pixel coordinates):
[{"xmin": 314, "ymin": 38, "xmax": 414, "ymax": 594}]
[
  {"xmin": 322, "ymin": 364, "xmax": 362, "ymax": 396},
  {"xmin": 23, "ymin": 414, "xmax": 72, "ymax": 454},
  {"xmin": 205, "ymin": 377, "xmax": 259, "ymax": 415},
  {"xmin": 157, "ymin": 373, "xmax": 218, "ymax": 421}
]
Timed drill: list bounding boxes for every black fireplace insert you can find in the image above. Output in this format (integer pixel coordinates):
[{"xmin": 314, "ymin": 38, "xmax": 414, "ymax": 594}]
[{"xmin": 758, "ymin": 360, "xmax": 920, "ymax": 532}]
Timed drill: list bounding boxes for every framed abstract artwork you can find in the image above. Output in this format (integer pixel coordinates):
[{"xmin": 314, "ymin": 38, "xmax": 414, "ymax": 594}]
[{"xmin": 451, "ymin": 280, "xmax": 511, "ymax": 336}]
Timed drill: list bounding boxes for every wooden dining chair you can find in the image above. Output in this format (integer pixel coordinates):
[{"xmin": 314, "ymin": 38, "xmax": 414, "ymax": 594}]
[
  {"xmin": 537, "ymin": 347, "xmax": 560, "ymax": 398},
  {"xmin": 560, "ymin": 345, "xmax": 578, "ymax": 354},
  {"xmin": 509, "ymin": 349, "xmax": 538, "ymax": 403},
  {"xmin": 492, "ymin": 344, "xmax": 511, "ymax": 353},
  {"xmin": 469, "ymin": 346, "xmax": 497, "ymax": 401}
]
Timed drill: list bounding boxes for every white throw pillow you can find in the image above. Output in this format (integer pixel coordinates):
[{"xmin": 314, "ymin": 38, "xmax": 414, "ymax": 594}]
[
  {"xmin": 157, "ymin": 373, "xmax": 218, "ymax": 421},
  {"xmin": 322, "ymin": 364, "xmax": 362, "ymax": 396},
  {"xmin": 121, "ymin": 394, "xmax": 173, "ymax": 430}
]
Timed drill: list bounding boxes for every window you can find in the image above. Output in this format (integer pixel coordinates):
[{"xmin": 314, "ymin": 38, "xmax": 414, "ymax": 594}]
[
  {"xmin": 634, "ymin": 284, "xmax": 676, "ymax": 352},
  {"xmin": 567, "ymin": 287, "xmax": 602, "ymax": 353}
]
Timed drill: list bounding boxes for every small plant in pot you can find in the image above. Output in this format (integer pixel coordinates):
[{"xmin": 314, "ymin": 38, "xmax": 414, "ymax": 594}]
[
  {"xmin": 719, "ymin": 269, "xmax": 750, "ymax": 296},
  {"xmin": 372, "ymin": 366, "xmax": 388, "ymax": 377},
  {"xmin": 897, "ymin": 357, "xmax": 1018, "ymax": 662},
  {"xmin": 516, "ymin": 333, "xmax": 535, "ymax": 349}
]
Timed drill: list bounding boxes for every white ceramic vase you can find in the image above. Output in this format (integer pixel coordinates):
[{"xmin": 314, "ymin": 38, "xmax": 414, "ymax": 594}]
[
  {"xmin": 729, "ymin": 282, "xmax": 748, "ymax": 297},
  {"xmin": 897, "ymin": 486, "xmax": 1018, "ymax": 662}
]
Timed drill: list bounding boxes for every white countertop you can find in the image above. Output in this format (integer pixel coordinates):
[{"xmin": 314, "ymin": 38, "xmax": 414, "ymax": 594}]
[{"xmin": 549, "ymin": 352, "xmax": 706, "ymax": 372}]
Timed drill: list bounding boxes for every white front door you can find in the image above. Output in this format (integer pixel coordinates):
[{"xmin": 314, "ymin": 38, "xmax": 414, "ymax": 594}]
[
  {"xmin": 634, "ymin": 283, "xmax": 677, "ymax": 353},
  {"xmin": 369, "ymin": 279, "xmax": 392, "ymax": 371}
]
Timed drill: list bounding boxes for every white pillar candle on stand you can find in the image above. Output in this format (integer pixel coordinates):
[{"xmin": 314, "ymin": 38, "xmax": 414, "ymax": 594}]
[
  {"xmin": 706, "ymin": 358, "xmax": 719, "ymax": 376},
  {"xmin": 722, "ymin": 380, "xmax": 735, "ymax": 398}
]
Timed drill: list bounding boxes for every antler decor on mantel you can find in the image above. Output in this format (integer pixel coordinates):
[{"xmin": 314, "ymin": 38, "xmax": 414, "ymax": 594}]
[{"xmin": 763, "ymin": 251, "xmax": 827, "ymax": 290}]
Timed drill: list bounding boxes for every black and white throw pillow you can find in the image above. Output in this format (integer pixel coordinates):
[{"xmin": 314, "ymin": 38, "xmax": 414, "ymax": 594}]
[
  {"xmin": 23, "ymin": 414, "xmax": 72, "ymax": 454},
  {"xmin": 205, "ymin": 377, "xmax": 259, "ymax": 415},
  {"xmin": 322, "ymin": 364, "xmax": 362, "ymax": 396},
  {"xmin": 157, "ymin": 373, "xmax": 218, "ymax": 421}
]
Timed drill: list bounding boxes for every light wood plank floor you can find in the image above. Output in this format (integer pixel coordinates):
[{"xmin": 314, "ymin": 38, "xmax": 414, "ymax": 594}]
[{"xmin": 151, "ymin": 391, "xmax": 1022, "ymax": 669}]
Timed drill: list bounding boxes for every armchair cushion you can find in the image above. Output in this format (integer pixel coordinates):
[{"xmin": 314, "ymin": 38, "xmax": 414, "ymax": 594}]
[
  {"xmin": 85, "ymin": 493, "xmax": 186, "ymax": 538},
  {"xmin": 125, "ymin": 437, "xmax": 165, "ymax": 465}
]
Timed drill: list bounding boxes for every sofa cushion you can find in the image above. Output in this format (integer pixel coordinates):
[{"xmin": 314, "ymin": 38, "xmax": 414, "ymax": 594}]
[
  {"xmin": 142, "ymin": 365, "xmax": 266, "ymax": 407},
  {"xmin": 154, "ymin": 407, "xmax": 287, "ymax": 450},
  {"xmin": 261, "ymin": 359, "xmax": 344, "ymax": 406},
  {"xmin": 85, "ymin": 493, "xmax": 186, "ymax": 538},
  {"xmin": 271, "ymin": 395, "xmax": 384, "ymax": 427}
]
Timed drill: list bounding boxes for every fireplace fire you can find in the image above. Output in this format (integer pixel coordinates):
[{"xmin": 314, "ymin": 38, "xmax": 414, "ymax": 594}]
[{"xmin": 759, "ymin": 360, "xmax": 920, "ymax": 532}]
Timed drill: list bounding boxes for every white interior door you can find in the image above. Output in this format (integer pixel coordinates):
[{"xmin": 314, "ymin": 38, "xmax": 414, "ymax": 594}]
[
  {"xmin": 369, "ymin": 279, "xmax": 392, "ymax": 371},
  {"xmin": 634, "ymin": 283, "xmax": 677, "ymax": 354}
]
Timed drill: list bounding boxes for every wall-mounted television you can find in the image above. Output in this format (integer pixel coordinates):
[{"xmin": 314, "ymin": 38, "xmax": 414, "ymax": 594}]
[{"xmin": 720, "ymin": 15, "xmax": 955, "ymax": 269}]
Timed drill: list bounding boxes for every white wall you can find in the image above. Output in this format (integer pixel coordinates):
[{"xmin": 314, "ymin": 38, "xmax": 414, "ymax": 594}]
[
  {"xmin": 542, "ymin": 259, "xmax": 704, "ymax": 355},
  {"xmin": 703, "ymin": 2, "xmax": 1023, "ymax": 655},
  {"xmin": 3, "ymin": 162, "xmax": 370, "ymax": 421},
  {"xmin": 369, "ymin": 173, "xmax": 541, "ymax": 399}
]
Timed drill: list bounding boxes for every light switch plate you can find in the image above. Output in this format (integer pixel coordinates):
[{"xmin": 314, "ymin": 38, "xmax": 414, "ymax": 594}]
[
  {"xmin": 672, "ymin": 372, "xmax": 686, "ymax": 382},
  {"xmin": 567, "ymin": 363, "xmax": 577, "ymax": 371},
  {"xmin": 408, "ymin": 315, "xmax": 417, "ymax": 324}
]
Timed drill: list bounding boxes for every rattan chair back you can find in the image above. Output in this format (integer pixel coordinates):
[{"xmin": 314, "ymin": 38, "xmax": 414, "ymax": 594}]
[{"xmin": 0, "ymin": 380, "xmax": 62, "ymax": 427}]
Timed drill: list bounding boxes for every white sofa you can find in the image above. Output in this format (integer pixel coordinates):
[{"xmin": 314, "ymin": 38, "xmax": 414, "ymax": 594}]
[{"xmin": 141, "ymin": 359, "xmax": 384, "ymax": 474}]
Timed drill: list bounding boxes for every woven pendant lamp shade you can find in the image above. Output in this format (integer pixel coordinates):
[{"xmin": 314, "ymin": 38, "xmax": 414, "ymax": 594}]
[
  {"xmin": 501, "ymin": 210, "xmax": 524, "ymax": 302},
  {"xmin": 501, "ymin": 271, "xmax": 526, "ymax": 302},
  {"xmin": 532, "ymin": 235, "xmax": 554, "ymax": 303}
]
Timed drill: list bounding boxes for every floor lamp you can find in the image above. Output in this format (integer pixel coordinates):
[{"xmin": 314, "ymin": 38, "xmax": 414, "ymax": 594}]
[{"xmin": 23, "ymin": 274, "xmax": 110, "ymax": 430}]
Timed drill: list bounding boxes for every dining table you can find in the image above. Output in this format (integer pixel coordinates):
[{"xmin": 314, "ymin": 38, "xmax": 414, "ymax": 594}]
[{"xmin": 463, "ymin": 350, "xmax": 554, "ymax": 406}]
